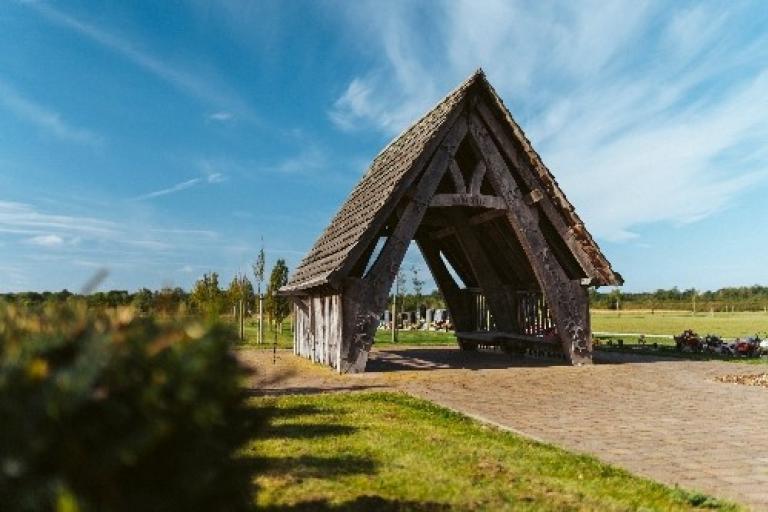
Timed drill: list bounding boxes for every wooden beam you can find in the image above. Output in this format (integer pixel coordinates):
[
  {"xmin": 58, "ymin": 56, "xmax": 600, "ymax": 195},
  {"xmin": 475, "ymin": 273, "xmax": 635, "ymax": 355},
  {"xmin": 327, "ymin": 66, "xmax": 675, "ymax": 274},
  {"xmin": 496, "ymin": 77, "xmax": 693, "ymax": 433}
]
[
  {"xmin": 428, "ymin": 208, "xmax": 505, "ymax": 241},
  {"xmin": 448, "ymin": 160, "xmax": 467, "ymax": 194},
  {"xmin": 339, "ymin": 115, "xmax": 469, "ymax": 373},
  {"xmin": 468, "ymin": 160, "xmax": 487, "ymax": 194},
  {"xmin": 416, "ymin": 238, "xmax": 474, "ymax": 332},
  {"xmin": 484, "ymin": 218, "xmax": 538, "ymax": 287},
  {"xmin": 437, "ymin": 236, "xmax": 478, "ymax": 288},
  {"xmin": 468, "ymin": 111, "xmax": 592, "ymax": 364},
  {"xmin": 446, "ymin": 209, "xmax": 519, "ymax": 332},
  {"xmin": 474, "ymin": 101, "xmax": 603, "ymax": 282},
  {"xmin": 333, "ymin": 97, "xmax": 470, "ymax": 286},
  {"xmin": 429, "ymin": 225, "xmax": 456, "ymax": 240},
  {"xmin": 430, "ymin": 194, "xmax": 507, "ymax": 209},
  {"xmin": 468, "ymin": 209, "xmax": 507, "ymax": 226}
]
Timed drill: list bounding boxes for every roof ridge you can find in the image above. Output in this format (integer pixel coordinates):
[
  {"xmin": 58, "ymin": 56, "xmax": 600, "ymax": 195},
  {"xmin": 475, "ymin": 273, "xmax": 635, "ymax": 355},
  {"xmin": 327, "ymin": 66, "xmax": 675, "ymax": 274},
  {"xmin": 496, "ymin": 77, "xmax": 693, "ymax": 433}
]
[{"xmin": 365, "ymin": 70, "xmax": 484, "ymax": 169}]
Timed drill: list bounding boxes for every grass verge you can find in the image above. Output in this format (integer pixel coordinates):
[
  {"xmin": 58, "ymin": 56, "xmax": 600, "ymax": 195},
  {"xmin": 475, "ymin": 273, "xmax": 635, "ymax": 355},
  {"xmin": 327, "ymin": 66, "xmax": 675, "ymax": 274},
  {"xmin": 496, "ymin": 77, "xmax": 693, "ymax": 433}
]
[{"xmin": 246, "ymin": 392, "xmax": 739, "ymax": 511}]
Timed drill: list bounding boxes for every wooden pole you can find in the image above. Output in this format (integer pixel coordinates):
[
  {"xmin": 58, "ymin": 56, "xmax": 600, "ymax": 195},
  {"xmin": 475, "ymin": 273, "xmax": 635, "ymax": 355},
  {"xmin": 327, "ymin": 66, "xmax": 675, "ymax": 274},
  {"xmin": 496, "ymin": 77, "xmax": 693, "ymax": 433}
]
[
  {"xmin": 239, "ymin": 299, "xmax": 245, "ymax": 341},
  {"xmin": 258, "ymin": 294, "xmax": 264, "ymax": 345},
  {"xmin": 391, "ymin": 279, "xmax": 398, "ymax": 344}
]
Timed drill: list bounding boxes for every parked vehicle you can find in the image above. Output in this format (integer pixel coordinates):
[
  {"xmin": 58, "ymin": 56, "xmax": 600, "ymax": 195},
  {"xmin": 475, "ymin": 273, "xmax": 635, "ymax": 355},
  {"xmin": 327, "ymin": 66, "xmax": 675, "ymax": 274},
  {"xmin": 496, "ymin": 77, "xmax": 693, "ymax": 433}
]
[
  {"xmin": 702, "ymin": 334, "xmax": 726, "ymax": 354},
  {"xmin": 674, "ymin": 330, "xmax": 702, "ymax": 352},
  {"xmin": 735, "ymin": 336, "xmax": 762, "ymax": 357}
]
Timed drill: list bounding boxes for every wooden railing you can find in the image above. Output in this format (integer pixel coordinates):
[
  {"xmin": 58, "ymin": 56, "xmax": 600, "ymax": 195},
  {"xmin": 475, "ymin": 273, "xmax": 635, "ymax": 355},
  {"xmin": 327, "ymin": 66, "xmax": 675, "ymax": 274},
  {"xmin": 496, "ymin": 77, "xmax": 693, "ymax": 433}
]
[{"xmin": 516, "ymin": 291, "xmax": 553, "ymax": 335}]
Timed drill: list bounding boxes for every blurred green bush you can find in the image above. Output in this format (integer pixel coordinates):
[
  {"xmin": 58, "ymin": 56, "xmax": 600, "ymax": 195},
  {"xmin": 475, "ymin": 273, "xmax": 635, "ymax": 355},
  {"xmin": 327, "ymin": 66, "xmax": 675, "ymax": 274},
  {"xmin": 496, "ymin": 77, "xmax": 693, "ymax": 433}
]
[{"xmin": 0, "ymin": 302, "xmax": 255, "ymax": 511}]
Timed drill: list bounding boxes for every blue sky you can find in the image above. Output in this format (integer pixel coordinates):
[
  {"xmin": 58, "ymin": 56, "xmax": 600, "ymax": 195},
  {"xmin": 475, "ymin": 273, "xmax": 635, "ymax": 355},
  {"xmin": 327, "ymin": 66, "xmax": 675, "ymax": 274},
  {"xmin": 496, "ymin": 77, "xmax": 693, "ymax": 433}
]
[{"xmin": 1, "ymin": 0, "xmax": 767, "ymax": 293}]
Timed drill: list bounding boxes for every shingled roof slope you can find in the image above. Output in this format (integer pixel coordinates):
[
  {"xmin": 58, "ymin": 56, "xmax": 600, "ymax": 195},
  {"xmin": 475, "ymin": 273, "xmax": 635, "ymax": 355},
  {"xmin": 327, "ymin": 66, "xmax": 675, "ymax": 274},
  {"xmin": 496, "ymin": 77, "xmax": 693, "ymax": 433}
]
[
  {"xmin": 282, "ymin": 71, "xmax": 482, "ymax": 292},
  {"xmin": 283, "ymin": 70, "xmax": 621, "ymax": 292}
]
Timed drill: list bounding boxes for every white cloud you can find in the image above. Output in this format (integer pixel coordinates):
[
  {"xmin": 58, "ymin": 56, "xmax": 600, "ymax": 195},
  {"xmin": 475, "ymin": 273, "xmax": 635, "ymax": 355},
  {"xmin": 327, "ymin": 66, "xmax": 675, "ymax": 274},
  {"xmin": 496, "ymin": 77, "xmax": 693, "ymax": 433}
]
[
  {"xmin": 27, "ymin": 234, "xmax": 64, "ymax": 247},
  {"xmin": 0, "ymin": 77, "xmax": 101, "ymax": 144},
  {"xmin": 132, "ymin": 178, "xmax": 202, "ymax": 201},
  {"xmin": 328, "ymin": 0, "xmax": 768, "ymax": 241},
  {"xmin": 271, "ymin": 146, "xmax": 328, "ymax": 175},
  {"xmin": 0, "ymin": 200, "xmax": 115, "ymax": 235},
  {"xmin": 208, "ymin": 111, "xmax": 234, "ymax": 122},
  {"xmin": 132, "ymin": 169, "xmax": 228, "ymax": 201}
]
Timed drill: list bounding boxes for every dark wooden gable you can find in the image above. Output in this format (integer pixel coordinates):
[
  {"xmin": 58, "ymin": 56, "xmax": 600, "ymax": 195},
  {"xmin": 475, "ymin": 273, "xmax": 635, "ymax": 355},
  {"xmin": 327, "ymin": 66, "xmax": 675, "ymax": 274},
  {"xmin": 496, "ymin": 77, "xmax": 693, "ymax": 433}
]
[
  {"xmin": 284, "ymin": 70, "xmax": 623, "ymax": 373},
  {"xmin": 283, "ymin": 70, "xmax": 621, "ymax": 295}
]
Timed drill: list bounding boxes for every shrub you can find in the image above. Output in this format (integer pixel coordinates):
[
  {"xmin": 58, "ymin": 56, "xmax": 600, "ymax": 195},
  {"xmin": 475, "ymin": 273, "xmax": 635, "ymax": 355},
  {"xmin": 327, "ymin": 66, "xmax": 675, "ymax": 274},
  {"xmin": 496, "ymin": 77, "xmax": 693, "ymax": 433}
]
[{"xmin": 0, "ymin": 302, "xmax": 255, "ymax": 511}]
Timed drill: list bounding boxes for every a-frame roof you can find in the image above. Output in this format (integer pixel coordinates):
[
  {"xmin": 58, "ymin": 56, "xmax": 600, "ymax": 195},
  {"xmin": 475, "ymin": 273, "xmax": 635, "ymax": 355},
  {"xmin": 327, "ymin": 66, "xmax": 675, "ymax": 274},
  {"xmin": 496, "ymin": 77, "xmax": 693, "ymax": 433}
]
[{"xmin": 283, "ymin": 70, "xmax": 622, "ymax": 293}]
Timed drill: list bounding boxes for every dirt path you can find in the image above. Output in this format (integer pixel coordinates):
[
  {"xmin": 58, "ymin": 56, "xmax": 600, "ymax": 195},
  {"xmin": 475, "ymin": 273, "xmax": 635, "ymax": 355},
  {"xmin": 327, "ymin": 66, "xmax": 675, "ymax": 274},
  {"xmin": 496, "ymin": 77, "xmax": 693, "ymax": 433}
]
[{"xmin": 239, "ymin": 347, "xmax": 768, "ymax": 510}]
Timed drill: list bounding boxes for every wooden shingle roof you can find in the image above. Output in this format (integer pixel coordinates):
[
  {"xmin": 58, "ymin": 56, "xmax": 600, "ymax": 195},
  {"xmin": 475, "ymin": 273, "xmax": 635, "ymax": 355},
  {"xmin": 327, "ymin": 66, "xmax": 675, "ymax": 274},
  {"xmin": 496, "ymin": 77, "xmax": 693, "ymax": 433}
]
[{"xmin": 283, "ymin": 70, "xmax": 621, "ymax": 293}]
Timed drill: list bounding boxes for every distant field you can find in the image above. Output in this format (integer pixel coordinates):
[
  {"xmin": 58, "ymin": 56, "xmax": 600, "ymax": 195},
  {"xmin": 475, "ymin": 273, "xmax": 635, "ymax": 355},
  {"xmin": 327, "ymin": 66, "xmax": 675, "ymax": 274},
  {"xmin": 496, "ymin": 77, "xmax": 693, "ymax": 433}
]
[{"xmin": 591, "ymin": 310, "xmax": 768, "ymax": 339}]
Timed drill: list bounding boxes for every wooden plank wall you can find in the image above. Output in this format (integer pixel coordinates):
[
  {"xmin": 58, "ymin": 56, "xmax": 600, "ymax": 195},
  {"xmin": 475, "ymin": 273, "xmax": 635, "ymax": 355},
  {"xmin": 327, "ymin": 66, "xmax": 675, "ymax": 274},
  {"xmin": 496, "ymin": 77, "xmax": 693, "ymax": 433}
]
[{"xmin": 293, "ymin": 294, "xmax": 343, "ymax": 372}]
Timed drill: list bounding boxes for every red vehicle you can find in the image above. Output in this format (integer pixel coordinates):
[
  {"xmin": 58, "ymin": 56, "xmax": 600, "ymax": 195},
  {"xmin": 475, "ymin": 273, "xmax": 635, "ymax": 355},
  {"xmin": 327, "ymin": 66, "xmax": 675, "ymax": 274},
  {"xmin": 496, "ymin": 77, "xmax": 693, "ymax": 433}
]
[{"xmin": 732, "ymin": 337, "xmax": 761, "ymax": 357}]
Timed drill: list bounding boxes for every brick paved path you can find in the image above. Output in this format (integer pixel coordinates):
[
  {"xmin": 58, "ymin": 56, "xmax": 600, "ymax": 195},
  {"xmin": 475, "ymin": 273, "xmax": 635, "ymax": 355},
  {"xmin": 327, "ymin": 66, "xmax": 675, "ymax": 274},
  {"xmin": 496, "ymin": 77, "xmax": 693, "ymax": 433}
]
[{"xmin": 240, "ymin": 347, "xmax": 768, "ymax": 510}]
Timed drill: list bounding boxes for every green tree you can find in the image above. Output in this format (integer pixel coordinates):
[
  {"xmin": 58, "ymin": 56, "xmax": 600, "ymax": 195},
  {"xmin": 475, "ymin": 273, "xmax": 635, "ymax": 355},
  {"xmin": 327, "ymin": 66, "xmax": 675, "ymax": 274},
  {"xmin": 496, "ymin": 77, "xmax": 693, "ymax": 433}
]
[
  {"xmin": 132, "ymin": 287, "xmax": 154, "ymax": 314},
  {"xmin": 265, "ymin": 259, "xmax": 290, "ymax": 331},
  {"xmin": 191, "ymin": 272, "xmax": 224, "ymax": 318},
  {"xmin": 227, "ymin": 274, "xmax": 254, "ymax": 312},
  {"xmin": 155, "ymin": 287, "xmax": 188, "ymax": 315},
  {"xmin": 411, "ymin": 264, "xmax": 424, "ymax": 316},
  {"xmin": 396, "ymin": 270, "xmax": 407, "ymax": 313},
  {"xmin": 252, "ymin": 245, "xmax": 265, "ymax": 298},
  {"xmin": 252, "ymin": 243, "xmax": 266, "ymax": 344}
]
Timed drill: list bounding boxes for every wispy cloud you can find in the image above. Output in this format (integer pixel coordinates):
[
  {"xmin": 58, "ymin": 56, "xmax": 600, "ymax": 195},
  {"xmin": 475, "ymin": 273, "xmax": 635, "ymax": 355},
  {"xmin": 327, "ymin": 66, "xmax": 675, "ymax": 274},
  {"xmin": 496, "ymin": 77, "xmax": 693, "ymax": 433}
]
[
  {"xmin": 0, "ymin": 200, "xmax": 115, "ymax": 236},
  {"xmin": 25, "ymin": 1, "xmax": 256, "ymax": 121},
  {"xmin": 329, "ymin": 0, "xmax": 768, "ymax": 241},
  {"xmin": 0, "ymin": 77, "xmax": 101, "ymax": 144},
  {"xmin": 206, "ymin": 172, "xmax": 226, "ymax": 184},
  {"xmin": 132, "ymin": 178, "xmax": 202, "ymax": 201},
  {"xmin": 26, "ymin": 234, "xmax": 64, "ymax": 247},
  {"xmin": 208, "ymin": 111, "xmax": 234, "ymax": 122},
  {"xmin": 131, "ymin": 170, "xmax": 228, "ymax": 201}
]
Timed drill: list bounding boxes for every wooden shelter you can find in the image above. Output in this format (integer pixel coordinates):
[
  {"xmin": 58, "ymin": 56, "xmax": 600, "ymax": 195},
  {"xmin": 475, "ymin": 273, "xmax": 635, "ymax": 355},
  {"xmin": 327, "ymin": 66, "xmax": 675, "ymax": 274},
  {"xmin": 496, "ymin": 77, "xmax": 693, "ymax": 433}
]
[{"xmin": 280, "ymin": 70, "xmax": 622, "ymax": 373}]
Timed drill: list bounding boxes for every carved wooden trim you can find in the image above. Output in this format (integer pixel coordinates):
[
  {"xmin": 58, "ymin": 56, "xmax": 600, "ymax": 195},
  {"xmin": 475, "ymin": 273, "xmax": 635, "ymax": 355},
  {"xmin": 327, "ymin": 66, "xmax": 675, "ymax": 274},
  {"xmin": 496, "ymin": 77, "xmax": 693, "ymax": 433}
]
[{"xmin": 430, "ymin": 194, "xmax": 507, "ymax": 209}]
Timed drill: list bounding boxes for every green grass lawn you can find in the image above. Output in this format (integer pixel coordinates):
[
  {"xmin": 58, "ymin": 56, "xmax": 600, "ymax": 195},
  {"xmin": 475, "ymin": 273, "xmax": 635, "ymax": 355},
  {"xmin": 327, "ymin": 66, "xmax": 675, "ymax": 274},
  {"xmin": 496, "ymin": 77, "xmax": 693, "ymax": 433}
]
[
  {"xmin": 235, "ymin": 320, "xmax": 293, "ymax": 349},
  {"xmin": 591, "ymin": 310, "xmax": 768, "ymax": 338},
  {"xmin": 246, "ymin": 392, "xmax": 738, "ymax": 511},
  {"xmin": 374, "ymin": 328, "xmax": 457, "ymax": 347}
]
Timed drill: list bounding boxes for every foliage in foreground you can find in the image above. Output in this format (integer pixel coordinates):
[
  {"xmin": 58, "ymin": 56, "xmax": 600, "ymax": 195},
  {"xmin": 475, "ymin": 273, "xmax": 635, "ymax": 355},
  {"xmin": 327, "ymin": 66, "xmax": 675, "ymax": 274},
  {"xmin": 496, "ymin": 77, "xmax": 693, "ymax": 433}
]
[
  {"xmin": 0, "ymin": 303, "xmax": 256, "ymax": 512},
  {"xmin": 249, "ymin": 392, "xmax": 739, "ymax": 511}
]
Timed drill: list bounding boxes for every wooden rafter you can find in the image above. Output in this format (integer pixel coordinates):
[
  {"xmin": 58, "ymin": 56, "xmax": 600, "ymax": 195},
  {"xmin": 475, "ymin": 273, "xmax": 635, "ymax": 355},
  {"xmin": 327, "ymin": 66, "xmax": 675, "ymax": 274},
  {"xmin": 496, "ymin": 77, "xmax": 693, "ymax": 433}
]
[{"xmin": 467, "ymin": 111, "xmax": 592, "ymax": 364}]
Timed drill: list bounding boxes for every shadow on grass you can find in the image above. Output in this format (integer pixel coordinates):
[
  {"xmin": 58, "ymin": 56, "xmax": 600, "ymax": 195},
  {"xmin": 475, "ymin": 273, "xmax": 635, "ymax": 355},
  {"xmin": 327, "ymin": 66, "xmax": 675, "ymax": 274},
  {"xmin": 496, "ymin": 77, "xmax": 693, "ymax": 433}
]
[
  {"xmin": 238, "ymin": 399, "xmax": 411, "ymax": 510},
  {"xmin": 256, "ymin": 454, "xmax": 376, "ymax": 478},
  {"xmin": 260, "ymin": 495, "xmax": 451, "ymax": 511}
]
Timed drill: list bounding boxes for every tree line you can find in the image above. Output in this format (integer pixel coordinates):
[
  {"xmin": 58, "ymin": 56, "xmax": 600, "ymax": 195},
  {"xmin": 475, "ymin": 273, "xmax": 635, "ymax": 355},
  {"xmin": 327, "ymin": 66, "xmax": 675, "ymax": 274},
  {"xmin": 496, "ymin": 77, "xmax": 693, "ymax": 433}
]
[
  {"xmin": 0, "ymin": 258, "xmax": 293, "ymax": 325},
  {"xmin": 590, "ymin": 285, "xmax": 768, "ymax": 311}
]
